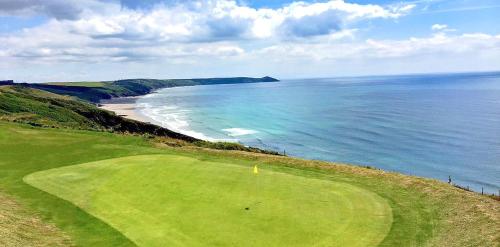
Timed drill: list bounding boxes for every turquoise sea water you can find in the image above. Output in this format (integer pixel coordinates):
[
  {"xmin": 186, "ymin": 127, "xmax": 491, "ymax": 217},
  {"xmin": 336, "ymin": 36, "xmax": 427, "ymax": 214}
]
[{"xmin": 137, "ymin": 72, "xmax": 500, "ymax": 193}]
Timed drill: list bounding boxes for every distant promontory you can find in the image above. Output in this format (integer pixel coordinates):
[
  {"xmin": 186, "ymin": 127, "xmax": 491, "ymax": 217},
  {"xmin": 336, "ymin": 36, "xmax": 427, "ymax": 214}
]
[{"xmin": 8, "ymin": 76, "xmax": 279, "ymax": 103}]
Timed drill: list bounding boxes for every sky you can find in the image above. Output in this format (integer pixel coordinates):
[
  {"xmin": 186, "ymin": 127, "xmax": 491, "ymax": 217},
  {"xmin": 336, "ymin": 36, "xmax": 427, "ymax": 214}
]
[{"xmin": 0, "ymin": 0, "xmax": 499, "ymax": 82}]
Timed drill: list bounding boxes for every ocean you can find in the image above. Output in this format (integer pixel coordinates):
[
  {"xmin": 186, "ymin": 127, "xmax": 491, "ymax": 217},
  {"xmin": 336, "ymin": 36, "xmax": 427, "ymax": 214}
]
[{"xmin": 136, "ymin": 72, "xmax": 500, "ymax": 193}]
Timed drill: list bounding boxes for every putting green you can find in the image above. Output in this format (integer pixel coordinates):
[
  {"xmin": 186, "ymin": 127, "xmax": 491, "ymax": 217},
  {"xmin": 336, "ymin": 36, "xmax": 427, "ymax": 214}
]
[{"xmin": 24, "ymin": 155, "xmax": 392, "ymax": 247}]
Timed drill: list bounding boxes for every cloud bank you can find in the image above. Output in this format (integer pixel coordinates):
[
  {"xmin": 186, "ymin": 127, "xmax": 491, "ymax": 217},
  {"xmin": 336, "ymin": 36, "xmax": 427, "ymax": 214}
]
[
  {"xmin": 0, "ymin": 0, "xmax": 498, "ymax": 81},
  {"xmin": 0, "ymin": 0, "xmax": 416, "ymax": 61}
]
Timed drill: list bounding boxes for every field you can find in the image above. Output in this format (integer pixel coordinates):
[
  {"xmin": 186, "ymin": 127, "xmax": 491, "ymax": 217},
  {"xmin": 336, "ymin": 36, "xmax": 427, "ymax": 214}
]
[
  {"xmin": 0, "ymin": 121, "xmax": 498, "ymax": 246},
  {"xmin": 45, "ymin": 82, "xmax": 109, "ymax": 87}
]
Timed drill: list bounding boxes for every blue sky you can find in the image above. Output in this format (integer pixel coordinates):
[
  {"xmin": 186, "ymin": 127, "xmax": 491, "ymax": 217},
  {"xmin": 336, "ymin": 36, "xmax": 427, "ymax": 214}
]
[{"xmin": 0, "ymin": 0, "xmax": 499, "ymax": 82}]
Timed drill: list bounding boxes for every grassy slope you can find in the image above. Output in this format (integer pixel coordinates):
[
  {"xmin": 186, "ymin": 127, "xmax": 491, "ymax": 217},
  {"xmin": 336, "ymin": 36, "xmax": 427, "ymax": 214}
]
[
  {"xmin": 0, "ymin": 85, "xmax": 196, "ymax": 141},
  {"xmin": 0, "ymin": 121, "xmax": 498, "ymax": 246},
  {"xmin": 0, "ymin": 85, "xmax": 95, "ymax": 129},
  {"xmin": 25, "ymin": 155, "xmax": 393, "ymax": 247},
  {"xmin": 46, "ymin": 82, "xmax": 108, "ymax": 87}
]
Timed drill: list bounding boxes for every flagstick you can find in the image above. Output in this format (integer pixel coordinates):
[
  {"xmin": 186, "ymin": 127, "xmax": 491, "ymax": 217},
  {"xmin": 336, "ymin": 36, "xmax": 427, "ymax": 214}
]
[{"xmin": 250, "ymin": 165, "xmax": 260, "ymax": 211}]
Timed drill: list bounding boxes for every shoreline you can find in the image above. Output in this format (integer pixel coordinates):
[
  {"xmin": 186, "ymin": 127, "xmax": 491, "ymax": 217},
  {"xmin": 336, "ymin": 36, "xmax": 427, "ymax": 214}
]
[
  {"xmin": 99, "ymin": 95, "xmax": 223, "ymax": 142},
  {"xmin": 99, "ymin": 96, "xmax": 152, "ymax": 124}
]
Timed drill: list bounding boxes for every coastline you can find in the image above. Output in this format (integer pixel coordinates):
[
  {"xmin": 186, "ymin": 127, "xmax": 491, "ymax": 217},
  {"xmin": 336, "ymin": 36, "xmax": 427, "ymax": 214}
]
[
  {"xmin": 98, "ymin": 94, "xmax": 223, "ymax": 142},
  {"xmin": 99, "ymin": 96, "xmax": 151, "ymax": 124}
]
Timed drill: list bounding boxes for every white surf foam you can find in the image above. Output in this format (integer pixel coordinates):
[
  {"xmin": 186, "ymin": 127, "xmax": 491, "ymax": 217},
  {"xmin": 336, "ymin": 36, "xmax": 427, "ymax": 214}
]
[
  {"xmin": 136, "ymin": 102, "xmax": 235, "ymax": 142},
  {"xmin": 222, "ymin": 128, "xmax": 259, "ymax": 137}
]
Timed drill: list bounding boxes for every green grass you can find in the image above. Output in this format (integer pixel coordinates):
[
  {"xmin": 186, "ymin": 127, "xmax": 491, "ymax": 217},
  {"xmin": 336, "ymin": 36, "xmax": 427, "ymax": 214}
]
[
  {"xmin": 45, "ymin": 82, "xmax": 108, "ymax": 87},
  {"xmin": 25, "ymin": 155, "xmax": 392, "ymax": 247},
  {"xmin": 0, "ymin": 121, "xmax": 498, "ymax": 246},
  {"xmin": 0, "ymin": 85, "xmax": 100, "ymax": 129}
]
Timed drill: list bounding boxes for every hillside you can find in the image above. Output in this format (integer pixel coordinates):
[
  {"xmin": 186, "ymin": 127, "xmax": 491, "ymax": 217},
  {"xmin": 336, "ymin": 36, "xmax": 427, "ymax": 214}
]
[
  {"xmin": 1, "ymin": 77, "xmax": 278, "ymax": 102},
  {"xmin": 0, "ymin": 85, "xmax": 197, "ymax": 141},
  {"xmin": 0, "ymin": 85, "xmax": 279, "ymax": 154}
]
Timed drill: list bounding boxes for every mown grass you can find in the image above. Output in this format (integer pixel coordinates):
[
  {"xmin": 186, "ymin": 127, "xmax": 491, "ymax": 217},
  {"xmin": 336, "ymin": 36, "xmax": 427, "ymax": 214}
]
[
  {"xmin": 25, "ymin": 155, "xmax": 393, "ymax": 247},
  {"xmin": 0, "ymin": 121, "xmax": 498, "ymax": 246}
]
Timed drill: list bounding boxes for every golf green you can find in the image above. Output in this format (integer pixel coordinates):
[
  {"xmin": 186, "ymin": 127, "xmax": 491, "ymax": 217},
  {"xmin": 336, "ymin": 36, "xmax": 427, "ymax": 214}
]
[{"xmin": 24, "ymin": 155, "xmax": 392, "ymax": 247}]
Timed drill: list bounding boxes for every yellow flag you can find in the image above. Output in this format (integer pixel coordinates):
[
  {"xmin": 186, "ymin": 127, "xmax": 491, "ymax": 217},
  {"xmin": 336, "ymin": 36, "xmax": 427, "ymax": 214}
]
[{"xmin": 253, "ymin": 165, "xmax": 258, "ymax": 174}]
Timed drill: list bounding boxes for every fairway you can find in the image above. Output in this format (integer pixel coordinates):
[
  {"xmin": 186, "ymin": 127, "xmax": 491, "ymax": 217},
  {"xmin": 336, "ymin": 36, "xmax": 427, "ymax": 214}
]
[{"xmin": 25, "ymin": 155, "xmax": 392, "ymax": 247}]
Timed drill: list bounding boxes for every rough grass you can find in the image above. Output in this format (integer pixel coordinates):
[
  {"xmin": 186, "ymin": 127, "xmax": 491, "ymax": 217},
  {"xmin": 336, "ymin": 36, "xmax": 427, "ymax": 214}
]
[
  {"xmin": 0, "ymin": 121, "xmax": 498, "ymax": 246},
  {"xmin": 0, "ymin": 85, "xmax": 101, "ymax": 129},
  {"xmin": 0, "ymin": 191, "xmax": 72, "ymax": 246}
]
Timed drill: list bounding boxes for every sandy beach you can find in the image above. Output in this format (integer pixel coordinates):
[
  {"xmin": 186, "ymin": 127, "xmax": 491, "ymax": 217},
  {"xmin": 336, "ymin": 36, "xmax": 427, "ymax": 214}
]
[
  {"xmin": 98, "ymin": 95, "xmax": 219, "ymax": 141},
  {"xmin": 99, "ymin": 97, "xmax": 150, "ymax": 123}
]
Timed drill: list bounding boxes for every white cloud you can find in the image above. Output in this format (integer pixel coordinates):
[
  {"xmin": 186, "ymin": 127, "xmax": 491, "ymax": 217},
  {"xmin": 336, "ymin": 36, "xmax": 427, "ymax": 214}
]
[
  {"xmin": 258, "ymin": 32, "xmax": 500, "ymax": 60},
  {"xmin": 431, "ymin": 23, "xmax": 456, "ymax": 32},
  {"xmin": 431, "ymin": 24, "xmax": 447, "ymax": 31},
  {"xmin": 0, "ymin": 0, "xmax": 418, "ymax": 63},
  {"xmin": 1, "ymin": 0, "xmax": 416, "ymax": 40}
]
